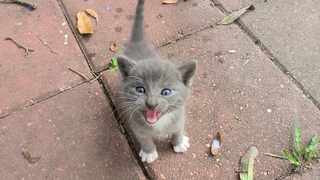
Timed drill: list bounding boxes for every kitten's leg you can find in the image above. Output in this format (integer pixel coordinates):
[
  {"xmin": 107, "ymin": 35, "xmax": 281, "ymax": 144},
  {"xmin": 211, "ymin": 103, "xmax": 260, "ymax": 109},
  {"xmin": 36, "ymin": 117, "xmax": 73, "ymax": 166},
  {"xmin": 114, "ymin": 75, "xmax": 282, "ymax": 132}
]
[
  {"xmin": 171, "ymin": 130, "xmax": 190, "ymax": 153},
  {"xmin": 137, "ymin": 137, "xmax": 158, "ymax": 163}
]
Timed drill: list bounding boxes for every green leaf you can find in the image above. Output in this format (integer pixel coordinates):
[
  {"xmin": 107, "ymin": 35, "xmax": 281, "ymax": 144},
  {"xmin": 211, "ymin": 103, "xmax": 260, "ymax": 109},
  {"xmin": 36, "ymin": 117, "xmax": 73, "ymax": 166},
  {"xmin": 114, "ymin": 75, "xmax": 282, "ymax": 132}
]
[
  {"xmin": 310, "ymin": 152, "xmax": 320, "ymax": 158},
  {"xmin": 306, "ymin": 151, "xmax": 319, "ymax": 161},
  {"xmin": 308, "ymin": 135, "xmax": 319, "ymax": 151},
  {"xmin": 239, "ymin": 147, "xmax": 258, "ymax": 180},
  {"xmin": 109, "ymin": 57, "xmax": 118, "ymax": 72},
  {"xmin": 283, "ymin": 150, "xmax": 299, "ymax": 165},
  {"xmin": 301, "ymin": 135, "xmax": 319, "ymax": 153},
  {"xmin": 239, "ymin": 172, "xmax": 247, "ymax": 180},
  {"xmin": 295, "ymin": 124, "xmax": 301, "ymax": 152},
  {"xmin": 291, "ymin": 148, "xmax": 300, "ymax": 162}
]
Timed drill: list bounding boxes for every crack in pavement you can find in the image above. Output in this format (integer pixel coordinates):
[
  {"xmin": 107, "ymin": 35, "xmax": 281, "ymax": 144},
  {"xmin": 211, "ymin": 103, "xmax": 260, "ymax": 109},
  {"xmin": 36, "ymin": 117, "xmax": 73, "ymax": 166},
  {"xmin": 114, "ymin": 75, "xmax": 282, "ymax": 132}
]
[
  {"xmin": 0, "ymin": 80, "xmax": 87, "ymax": 119},
  {"xmin": 96, "ymin": 77, "xmax": 152, "ymax": 180}
]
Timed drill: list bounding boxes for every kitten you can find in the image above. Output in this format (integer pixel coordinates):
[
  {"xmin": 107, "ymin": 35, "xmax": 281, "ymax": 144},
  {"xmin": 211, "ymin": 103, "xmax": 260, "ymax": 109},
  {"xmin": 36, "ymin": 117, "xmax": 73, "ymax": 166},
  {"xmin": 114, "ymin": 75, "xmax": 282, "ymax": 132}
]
[{"xmin": 116, "ymin": 0, "xmax": 197, "ymax": 163}]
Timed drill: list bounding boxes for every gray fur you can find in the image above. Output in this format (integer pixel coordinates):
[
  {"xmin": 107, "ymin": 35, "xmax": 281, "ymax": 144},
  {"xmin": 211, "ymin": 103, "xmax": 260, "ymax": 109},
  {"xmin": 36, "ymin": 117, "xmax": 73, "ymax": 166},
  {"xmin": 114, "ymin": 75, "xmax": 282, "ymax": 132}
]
[{"xmin": 116, "ymin": 0, "xmax": 197, "ymax": 161}]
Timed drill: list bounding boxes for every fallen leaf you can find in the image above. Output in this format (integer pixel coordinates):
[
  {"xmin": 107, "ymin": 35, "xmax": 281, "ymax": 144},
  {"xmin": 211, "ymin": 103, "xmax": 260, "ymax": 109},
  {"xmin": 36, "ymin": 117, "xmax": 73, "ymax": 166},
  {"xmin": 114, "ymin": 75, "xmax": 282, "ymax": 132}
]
[
  {"xmin": 162, "ymin": 0, "xmax": 179, "ymax": 4},
  {"xmin": 21, "ymin": 148, "xmax": 41, "ymax": 164},
  {"xmin": 77, "ymin": 11, "xmax": 94, "ymax": 34},
  {"xmin": 109, "ymin": 57, "xmax": 118, "ymax": 72},
  {"xmin": 85, "ymin": 9, "xmax": 98, "ymax": 23},
  {"xmin": 218, "ymin": 5, "xmax": 255, "ymax": 25},
  {"xmin": 109, "ymin": 42, "xmax": 117, "ymax": 52},
  {"xmin": 239, "ymin": 147, "xmax": 259, "ymax": 180},
  {"xmin": 211, "ymin": 132, "xmax": 221, "ymax": 155},
  {"xmin": 22, "ymin": 148, "xmax": 30, "ymax": 160}
]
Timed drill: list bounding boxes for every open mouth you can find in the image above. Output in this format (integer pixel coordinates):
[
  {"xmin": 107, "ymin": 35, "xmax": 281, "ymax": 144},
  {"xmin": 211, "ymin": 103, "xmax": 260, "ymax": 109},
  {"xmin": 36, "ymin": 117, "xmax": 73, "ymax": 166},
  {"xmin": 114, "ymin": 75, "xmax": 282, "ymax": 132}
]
[{"xmin": 144, "ymin": 110, "xmax": 162, "ymax": 124}]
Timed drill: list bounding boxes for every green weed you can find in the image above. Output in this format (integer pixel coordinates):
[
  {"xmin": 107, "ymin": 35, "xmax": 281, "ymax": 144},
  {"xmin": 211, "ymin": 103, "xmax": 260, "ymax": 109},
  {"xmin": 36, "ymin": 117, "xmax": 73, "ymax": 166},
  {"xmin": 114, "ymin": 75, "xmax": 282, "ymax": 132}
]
[{"xmin": 265, "ymin": 124, "xmax": 319, "ymax": 165}]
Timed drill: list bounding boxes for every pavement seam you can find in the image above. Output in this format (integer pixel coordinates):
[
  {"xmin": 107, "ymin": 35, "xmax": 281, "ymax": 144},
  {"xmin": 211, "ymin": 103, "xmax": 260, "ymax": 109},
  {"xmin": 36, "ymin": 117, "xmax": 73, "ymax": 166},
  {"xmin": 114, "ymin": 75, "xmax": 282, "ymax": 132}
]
[
  {"xmin": 56, "ymin": 0, "xmax": 96, "ymax": 72},
  {"xmin": 210, "ymin": 0, "xmax": 320, "ymax": 112},
  {"xmin": 0, "ymin": 81, "xmax": 87, "ymax": 119},
  {"xmin": 97, "ymin": 77, "xmax": 152, "ymax": 180}
]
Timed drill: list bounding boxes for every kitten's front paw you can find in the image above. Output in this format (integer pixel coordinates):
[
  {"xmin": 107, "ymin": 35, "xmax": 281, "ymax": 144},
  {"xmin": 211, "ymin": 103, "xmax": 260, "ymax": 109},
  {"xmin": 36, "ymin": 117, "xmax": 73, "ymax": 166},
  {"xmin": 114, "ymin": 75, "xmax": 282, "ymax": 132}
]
[
  {"xmin": 173, "ymin": 136, "xmax": 190, "ymax": 153},
  {"xmin": 139, "ymin": 149, "xmax": 158, "ymax": 163}
]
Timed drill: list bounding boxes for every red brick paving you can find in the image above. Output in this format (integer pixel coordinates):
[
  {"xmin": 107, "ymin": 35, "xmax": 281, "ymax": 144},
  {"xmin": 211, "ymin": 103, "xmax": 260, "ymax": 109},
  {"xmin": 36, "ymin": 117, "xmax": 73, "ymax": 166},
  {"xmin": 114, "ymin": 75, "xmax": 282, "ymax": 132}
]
[{"xmin": 1, "ymin": 0, "xmax": 319, "ymax": 179}]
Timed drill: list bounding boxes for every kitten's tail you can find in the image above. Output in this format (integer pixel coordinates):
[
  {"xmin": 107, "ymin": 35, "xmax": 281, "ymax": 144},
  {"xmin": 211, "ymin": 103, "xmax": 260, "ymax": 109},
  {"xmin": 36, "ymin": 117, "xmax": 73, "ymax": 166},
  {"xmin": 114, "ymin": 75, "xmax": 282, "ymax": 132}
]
[{"xmin": 130, "ymin": 0, "xmax": 146, "ymax": 43}]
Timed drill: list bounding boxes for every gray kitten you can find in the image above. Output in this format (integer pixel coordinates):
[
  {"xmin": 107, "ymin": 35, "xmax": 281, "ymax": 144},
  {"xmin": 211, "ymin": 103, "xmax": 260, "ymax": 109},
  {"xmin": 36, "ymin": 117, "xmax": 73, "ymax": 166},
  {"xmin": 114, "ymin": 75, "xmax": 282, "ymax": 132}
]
[{"xmin": 116, "ymin": 0, "xmax": 197, "ymax": 163}]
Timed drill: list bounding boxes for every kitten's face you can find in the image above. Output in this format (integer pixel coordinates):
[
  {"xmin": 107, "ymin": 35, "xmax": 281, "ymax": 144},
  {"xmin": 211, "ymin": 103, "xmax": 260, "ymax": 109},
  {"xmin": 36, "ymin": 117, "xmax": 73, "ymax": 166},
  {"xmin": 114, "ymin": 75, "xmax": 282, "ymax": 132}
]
[{"xmin": 118, "ymin": 58, "xmax": 192, "ymax": 126}]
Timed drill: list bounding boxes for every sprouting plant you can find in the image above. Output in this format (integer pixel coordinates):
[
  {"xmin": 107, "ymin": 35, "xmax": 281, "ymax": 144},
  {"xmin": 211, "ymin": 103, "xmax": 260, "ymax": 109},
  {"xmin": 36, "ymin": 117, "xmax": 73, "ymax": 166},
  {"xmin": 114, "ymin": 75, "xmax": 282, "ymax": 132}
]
[{"xmin": 264, "ymin": 124, "xmax": 319, "ymax": 165}]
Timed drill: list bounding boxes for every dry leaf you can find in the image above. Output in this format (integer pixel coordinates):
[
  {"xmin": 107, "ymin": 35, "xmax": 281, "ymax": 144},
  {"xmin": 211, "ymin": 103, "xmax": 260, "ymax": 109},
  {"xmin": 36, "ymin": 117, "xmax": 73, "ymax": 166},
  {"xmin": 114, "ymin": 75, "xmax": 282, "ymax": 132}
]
[
  {"xmin": 218, "ymin": 5, "xmax": 255, "ymax": 25},
  {"xmin": 211, "ymin": 132, "xmax": 221, "ymax": 155},
  {"xmin": 21, "ymin": 148, "xmax": 41, "ymax": 164},
  {"xmin": 109, "ymin": 42, "xmax": 117, "ymax": 52},
  {"xmin": 77, "ymin": 11, "xmax": 94, "ymax": 34},
  {"xmin": 85, "ymin": 9, "xmax": 98, "ymax": 23},
  {"xmin": 162, "ymin": 0, "xmax": 179, "ymax": 4}
]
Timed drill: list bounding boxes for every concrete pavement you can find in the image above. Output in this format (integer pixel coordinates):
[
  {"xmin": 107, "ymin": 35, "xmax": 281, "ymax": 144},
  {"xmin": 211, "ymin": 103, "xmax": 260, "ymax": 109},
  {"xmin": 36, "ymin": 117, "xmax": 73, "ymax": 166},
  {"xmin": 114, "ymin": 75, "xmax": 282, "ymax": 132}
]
[{"xmin": 0, "ymin": 0, "xmax": 319, "ymax": 179}]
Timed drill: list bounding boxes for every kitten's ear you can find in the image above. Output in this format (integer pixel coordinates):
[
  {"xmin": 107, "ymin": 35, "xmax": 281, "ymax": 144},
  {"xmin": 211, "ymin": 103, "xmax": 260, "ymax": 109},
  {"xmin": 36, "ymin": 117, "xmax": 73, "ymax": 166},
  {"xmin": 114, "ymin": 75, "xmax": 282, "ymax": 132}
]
[
  {"xmin": 116, "ymin": 54, "xmax": 137, "ymax": 77},
  {"xmin": 178, "ymin": 59, "xmax": 197, "ymax": 87}
]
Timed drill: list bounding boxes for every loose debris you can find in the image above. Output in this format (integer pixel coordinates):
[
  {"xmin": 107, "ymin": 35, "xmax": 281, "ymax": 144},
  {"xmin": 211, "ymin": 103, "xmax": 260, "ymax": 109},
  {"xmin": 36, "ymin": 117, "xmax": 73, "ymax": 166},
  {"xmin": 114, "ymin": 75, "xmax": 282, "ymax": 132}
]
[
  {"xmin": 211, "ymin": 132, "xmax": 221, "ymax": 155},
  {"xmin": 21, "ymin": 148, "xmax": 41, "ymax": 164},
  {"xmin": 77, "ymin": 11, "xmax": 94, "ymax": 34},
  {"xmin": 239, "ymin": 146, "xmax": 259, "ymax": 180},
  {"xmin": 37, "ymin": 35, "xmax": 49, "ymax": 46},
  {"xmin": 109, "ymin": 41, "xmax": 117, "ymax": 52},
  {"xmin": 90, "ymin": 73, "xmax": 102, "ymax": 83},
  {"xmin": 37, "ymin": 35, "xmax": 58, "ymax": 54},
  {"xmin": 162, "ymin": 0, "xmax": 179, "ymax": 4},
  {"xmin": 68, "ymin": 67, "xmax": 90, "ymax": 81},
  {"xmin": 0, "ymin": 0, "xmax": 36, "ymax": 9},
  {"xmin": 85, "ymin": 9, "xmax": 98, "ymax": 23},
  {"xmin": 68, "ymin": 67, "xmax": 102, "ymax": 83},
  {"xmin": 227, "ymin": 50, "xmax": 237, "ymax": 54},
  {"xmin": 5, "ymin": 37, "xmax": 34, "ymax": 57},
  {"xmin": 218, "ymin": 5, "xmax": 255, "ymax": 25},
  {"xmin": 109, "ymin": 57, "xmax": 118, "ymax": 72}
]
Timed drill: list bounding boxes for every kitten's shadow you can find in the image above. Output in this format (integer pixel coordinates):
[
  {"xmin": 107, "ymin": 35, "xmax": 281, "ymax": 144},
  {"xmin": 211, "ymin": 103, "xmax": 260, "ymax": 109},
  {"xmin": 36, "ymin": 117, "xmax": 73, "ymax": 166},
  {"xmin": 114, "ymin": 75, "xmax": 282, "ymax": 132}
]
[{"xmin": 153, "ymin": 138, "xmax": 173, "ymax": 153}]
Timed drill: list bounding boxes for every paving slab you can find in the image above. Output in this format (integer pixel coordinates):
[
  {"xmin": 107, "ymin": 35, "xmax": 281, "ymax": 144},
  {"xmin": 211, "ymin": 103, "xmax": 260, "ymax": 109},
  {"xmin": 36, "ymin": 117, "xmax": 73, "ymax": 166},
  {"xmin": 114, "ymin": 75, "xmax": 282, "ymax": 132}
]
[
  {"xmin": 0, "ymin": 82, "xmax": 145, "ymax": 180},
  {"xmin": 215, "ymin": 0, "xmax": 262, "ymax": 12},
  {"xmin": 220, "ymin": 0, "xmax": 320, "ymax": 105},
  {"xmin": 102, "ymin": 18, "xmax": 320, "ymax": 180},
  {"xmin": 155, "ymin": 24, "xmax": 320, "ymax": 179},
  {"xmin": 0, "ymin": 0, "xmax": 92, "ymax": 117},
  {"xmin": 284, "ymin": 159, "xmax": 320, "ymax": 180},
  {"xmin": 58, "ymin": 0, "xmax": 222, "ymax": 72}
]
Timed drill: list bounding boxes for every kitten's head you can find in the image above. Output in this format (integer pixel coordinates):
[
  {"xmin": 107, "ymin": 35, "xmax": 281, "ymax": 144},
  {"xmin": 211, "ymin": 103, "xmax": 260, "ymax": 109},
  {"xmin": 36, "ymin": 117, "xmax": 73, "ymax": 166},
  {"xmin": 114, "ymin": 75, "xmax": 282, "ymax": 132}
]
[{"xmin": 116, "ymin": 54, "xmax": 197, "ymax": 125}]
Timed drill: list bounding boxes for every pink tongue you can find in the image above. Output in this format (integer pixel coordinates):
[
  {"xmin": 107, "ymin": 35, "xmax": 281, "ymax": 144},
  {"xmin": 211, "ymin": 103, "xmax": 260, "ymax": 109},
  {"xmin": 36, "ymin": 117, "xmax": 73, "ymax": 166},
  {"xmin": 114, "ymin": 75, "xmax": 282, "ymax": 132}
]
[{"xmin": 146, "ymin": 110, "xmax": 159, "ymax": 124}]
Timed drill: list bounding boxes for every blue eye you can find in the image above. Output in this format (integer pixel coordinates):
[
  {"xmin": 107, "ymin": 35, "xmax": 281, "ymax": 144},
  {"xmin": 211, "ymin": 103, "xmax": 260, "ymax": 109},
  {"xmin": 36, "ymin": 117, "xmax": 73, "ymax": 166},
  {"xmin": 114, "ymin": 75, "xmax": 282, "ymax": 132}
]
[
  {"xmin": 136, "ymin": 87, "xmax": 145, "ymax": 94},
  {"xmin": 161, "ymin": 89, "xmax": 171, "ymax": 96}
]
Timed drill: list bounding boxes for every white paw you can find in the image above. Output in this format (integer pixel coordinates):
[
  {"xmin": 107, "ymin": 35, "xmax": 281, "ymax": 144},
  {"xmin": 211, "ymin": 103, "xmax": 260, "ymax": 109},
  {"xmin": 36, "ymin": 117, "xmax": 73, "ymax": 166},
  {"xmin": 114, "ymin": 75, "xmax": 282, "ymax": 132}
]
[
  {"xmin": 173, "ymin": 136, "xmax": 190, "ymax": 153},
  {"xmin": 139, "ymin": 149, "xmax": 158, "ymax": 163}
]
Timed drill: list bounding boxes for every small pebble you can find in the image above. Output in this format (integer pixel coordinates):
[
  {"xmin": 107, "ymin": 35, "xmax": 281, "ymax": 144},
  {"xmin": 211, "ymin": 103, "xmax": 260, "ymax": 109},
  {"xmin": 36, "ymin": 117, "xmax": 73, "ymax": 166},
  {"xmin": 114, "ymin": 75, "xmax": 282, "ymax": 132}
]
[
  {"xmin": 106, "ymin": 5, "xmax": 110, "ymax": 10},
  {"xmin": 267, "ymin": 109, "xmax": 272, "ymax": 113}
]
